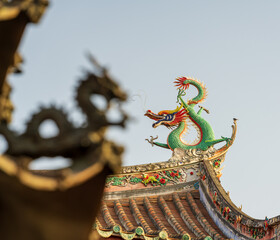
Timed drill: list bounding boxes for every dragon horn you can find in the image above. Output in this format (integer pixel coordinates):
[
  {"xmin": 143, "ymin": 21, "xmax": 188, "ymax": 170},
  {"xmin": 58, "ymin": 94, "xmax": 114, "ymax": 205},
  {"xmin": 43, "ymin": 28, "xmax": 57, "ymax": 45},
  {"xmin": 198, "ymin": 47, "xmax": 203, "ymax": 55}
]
[{"xmin": 169, "ymin": 103, "xmax": 183, "ymax": 114}]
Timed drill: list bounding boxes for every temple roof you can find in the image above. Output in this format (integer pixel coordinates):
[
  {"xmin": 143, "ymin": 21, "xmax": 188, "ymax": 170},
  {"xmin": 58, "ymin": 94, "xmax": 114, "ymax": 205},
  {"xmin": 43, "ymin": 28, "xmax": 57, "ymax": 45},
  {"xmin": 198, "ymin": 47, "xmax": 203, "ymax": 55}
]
[
  {"xmin": 96, "ymin": 190, "xmax": 226, "ymax": 240},
  {"xmin": 94, "ymin": 147, "xmax": 226, "ymax": 240},
  {"xmin": 95, "ymin": 132, "xmax": 280, "ymax": 240}
]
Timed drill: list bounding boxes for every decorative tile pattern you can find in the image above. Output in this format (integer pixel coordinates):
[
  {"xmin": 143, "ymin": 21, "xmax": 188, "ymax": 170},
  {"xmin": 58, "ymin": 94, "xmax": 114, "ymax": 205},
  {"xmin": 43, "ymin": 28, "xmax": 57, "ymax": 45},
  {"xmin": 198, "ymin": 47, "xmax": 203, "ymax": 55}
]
[
  {"xmin": 130, "ymin": 198, "xmax": 157, "ymax": 235},
  {"xmin": 186, "ymin": 192, "xmax": 225, "ymax": 240},
  {"xmin": 173, "ymin": 193, "xmax": 207, "ymax": 239},
  {"xmin": 200, "ymin": 160, "xmax": 275, "ymax": 239},
  {"xmin": 114, "ymin": 200, "xmax": 135, "ymax": 232},
  {"xmin": 96, "ymin": 190, "xmax": 227, "ymax": 240}
]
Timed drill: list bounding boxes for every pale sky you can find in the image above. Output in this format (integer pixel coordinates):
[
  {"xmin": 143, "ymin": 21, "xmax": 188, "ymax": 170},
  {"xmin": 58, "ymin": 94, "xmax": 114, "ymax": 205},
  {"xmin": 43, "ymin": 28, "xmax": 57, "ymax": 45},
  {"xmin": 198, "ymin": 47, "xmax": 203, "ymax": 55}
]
[{"xmin": 8, "ymin": 1, "xmax": 280, "ymax": 219}]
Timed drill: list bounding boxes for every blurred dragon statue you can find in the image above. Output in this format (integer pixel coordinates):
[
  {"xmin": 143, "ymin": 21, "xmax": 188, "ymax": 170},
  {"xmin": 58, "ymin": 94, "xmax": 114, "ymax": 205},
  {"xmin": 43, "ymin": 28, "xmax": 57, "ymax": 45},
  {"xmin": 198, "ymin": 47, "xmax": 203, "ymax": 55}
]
[{"xmin": 0, "ymin": 1, "xmax": 128, "ymax": 240}]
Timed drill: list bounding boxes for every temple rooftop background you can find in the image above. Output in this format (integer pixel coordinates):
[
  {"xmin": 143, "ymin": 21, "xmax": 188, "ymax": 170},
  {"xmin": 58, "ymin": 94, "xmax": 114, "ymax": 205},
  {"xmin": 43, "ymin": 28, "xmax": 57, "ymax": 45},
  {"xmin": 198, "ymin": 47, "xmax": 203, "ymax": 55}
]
[
  {"xmin": 7, "ymin": 1, "xmax": 280, "ymax": 219},
  {"xmin": 95, "ymin": 147, "xmax": 279, "ymax": 240}
]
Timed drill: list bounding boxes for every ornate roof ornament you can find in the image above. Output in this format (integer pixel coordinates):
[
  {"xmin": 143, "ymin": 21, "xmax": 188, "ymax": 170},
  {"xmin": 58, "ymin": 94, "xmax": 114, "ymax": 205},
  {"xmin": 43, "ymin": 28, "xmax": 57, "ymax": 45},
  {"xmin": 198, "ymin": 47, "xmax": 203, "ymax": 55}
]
[
  {"xmin": 0, "ymin": 2, "xmax": 130, "ymax": 239},
  {"xmin": 96, "ymin": 77, "xmax": 280, "ymax": 240},
  {"xmin": 0, "ymin": 80, "xmax": 13, "ymax": 123},
  {"xmin": 145, "ymin": 77, "xmax": 237, "ymax": 177},
  {"xmin": 0, "ymin": 0, "xmax": 49, "ymax": 123},
  {"xmin": 0, "ymin": 57, "xmax": 128, "ymax": 240},
  {"xmin": 0, "ymin": 55, "xmax": 128, "ymax": 189}
]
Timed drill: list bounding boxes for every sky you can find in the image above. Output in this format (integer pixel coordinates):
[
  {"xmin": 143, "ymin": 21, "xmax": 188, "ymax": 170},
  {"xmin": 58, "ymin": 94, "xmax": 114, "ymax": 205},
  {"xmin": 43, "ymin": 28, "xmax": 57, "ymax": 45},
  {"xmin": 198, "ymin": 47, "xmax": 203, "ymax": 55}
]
[{"xmin": 7, "ymin": 1, "xmax": 280, "ymax": 219}]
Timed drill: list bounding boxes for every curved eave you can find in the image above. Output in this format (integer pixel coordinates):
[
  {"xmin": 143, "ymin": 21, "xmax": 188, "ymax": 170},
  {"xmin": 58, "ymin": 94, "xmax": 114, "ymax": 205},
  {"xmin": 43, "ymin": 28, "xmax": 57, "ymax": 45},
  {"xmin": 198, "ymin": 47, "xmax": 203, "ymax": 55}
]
[
  {"xmin": 203, "ymin": 160, "xmax": 252, "ymax": 219},
  {"xmin": 200, "ymin": 160, "xmax": 278, "ymax": 239},
  {"xmin": 0, "ymin": 154, "xmax": 110, "ymax": 191},
  {"xmin": 0, "ymin": 156, "xmax": 113, "ymax": 239},
  {"xmin": 204, "ymin": 159, "xmax": 280, "ymax": 226}
]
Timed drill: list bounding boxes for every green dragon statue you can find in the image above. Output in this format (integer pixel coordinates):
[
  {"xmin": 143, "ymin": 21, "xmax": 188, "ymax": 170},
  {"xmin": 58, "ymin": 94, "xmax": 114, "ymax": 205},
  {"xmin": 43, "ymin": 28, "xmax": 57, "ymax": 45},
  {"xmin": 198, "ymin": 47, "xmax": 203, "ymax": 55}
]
[{"xmin": 145, "ymin": 77, "xmax": 232, "ymax": 151}]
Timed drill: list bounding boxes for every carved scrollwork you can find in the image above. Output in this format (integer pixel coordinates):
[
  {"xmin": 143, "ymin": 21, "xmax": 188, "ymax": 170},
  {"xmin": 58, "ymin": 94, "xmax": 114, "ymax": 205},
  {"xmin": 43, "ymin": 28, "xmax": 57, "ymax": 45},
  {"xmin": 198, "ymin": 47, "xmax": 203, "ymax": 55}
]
[
  {"xmin": 0, "ymin": 81, "xmax": 13, "ymax": 124},
  {"xmin": 121, "ymin": 147, "xmax": 215, "ymax": 174}
]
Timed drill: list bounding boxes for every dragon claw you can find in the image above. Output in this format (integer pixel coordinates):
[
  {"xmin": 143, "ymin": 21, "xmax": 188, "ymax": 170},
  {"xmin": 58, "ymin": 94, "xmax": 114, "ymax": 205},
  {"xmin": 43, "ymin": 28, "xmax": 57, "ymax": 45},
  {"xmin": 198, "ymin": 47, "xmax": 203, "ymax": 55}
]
[
  {"xmin": 177, "ymin": 89, "xmax": 186, "ymax": 102},
  {"xmin": 221, "ymin": 136, "xmax": 232, "ymax": 146},
  {"xmin": 145, "ymin": 135, "xmax": 158, "ymax": 147}
]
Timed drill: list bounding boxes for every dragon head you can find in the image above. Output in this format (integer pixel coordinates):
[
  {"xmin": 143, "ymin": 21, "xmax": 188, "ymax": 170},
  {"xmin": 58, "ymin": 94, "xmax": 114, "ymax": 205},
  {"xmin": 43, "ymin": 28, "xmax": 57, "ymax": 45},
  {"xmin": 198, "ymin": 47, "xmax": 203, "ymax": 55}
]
[{"xmin": 145, "ymin": 104, "xmax": 187, "ymax": 128}]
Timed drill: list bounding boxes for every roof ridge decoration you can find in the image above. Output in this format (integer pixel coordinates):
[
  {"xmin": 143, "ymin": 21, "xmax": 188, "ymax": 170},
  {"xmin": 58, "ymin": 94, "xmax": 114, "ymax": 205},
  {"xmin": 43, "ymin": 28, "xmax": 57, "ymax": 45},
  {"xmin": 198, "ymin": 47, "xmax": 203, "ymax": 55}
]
[
  {"xmin": 104, "ymin": 78, "xmax": 237, "ymax": 197},
  {"xmin": 199, "ymin": 160, "xmax": 280, "ymax": 239},
  {"xmin": 0, "ymin": 54, "xmax": 128, "ymax": 239},
  {"xmin": 0, "ymin": 0, "xmax": 49, "ymax": 124},
  {"xmin": 0, "ymin": 0, "xmax": 130, "ymax": 237},
  {"xmin": 0, "ymin": 55, "xmax": 128, "ymax": 189},
  {"xmin": 145, "ymin": 76, "xmax": 237, "ymax": 159},
  {"xmin": 120, "ymin": 147, "xmax": 215, "ymax": 174},
  {"xmin": 105, "ymin": 164, "xmax": 199, "ymax": 191}
]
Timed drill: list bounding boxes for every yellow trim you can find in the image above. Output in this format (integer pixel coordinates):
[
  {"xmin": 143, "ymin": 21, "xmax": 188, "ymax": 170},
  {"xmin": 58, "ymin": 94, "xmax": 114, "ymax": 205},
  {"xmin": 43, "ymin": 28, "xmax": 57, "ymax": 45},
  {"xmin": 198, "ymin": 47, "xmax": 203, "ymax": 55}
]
[
  {"xmin": 95, "ymin": 220, "xmax": 164, "ymax": 240},
  {"xmin": 0, "ymin": 155, "xmax": 105, "ymax": 191},
  {"xmin": 208, "ymin": 119, "xmax": 237, "ymax": 161},
  {"xmin": 120, "ymin": 232, "xmax": 136, "ymax": 240},
  {"xmin": 0, "ymin": 7, "xmax": 20, "ymax": 21},
  {"xmin": 143, "ymin": 236, "xmax": 160, "ymax": 240},
  {"xmin": 96, "ymin": 228, "xmax": 113, "ymax": 238}
]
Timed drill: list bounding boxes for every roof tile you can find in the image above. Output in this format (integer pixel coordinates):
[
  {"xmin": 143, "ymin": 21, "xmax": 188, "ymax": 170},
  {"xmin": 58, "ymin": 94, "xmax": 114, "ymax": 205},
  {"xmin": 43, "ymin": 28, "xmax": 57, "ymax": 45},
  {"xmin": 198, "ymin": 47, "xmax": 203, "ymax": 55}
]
[{"xmin": 96, "ymin": 190, "xmax": 227, "ymax": 240}]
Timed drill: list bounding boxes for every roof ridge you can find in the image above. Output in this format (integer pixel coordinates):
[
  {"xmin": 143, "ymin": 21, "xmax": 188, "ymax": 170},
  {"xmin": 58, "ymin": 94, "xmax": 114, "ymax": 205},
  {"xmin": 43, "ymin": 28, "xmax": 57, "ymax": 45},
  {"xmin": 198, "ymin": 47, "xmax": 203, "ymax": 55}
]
[
  {"xmin": 114, "ymin": 200, "xmax": 135, "ymax": 232},
  {"xmin": 186, "ymin": 192, "xmax": 225, "ymax": 240},
  {"xmin": 173, "ymin": 193, "xmax": 207, "ymax": 239},
  {"xmin": 144, "ymin": 197, "xmax": 168, "ymax": 233},
  {"xmin": 129, "ymin": 198, "xmax": 158, "ymax": 235},
  {"xmin": 101, "ymin": 203, "xmax": 116, "ymax": 228},
  {"xmin": 158, "ymin": 195, "xmax": 191, "ymax": 239}
]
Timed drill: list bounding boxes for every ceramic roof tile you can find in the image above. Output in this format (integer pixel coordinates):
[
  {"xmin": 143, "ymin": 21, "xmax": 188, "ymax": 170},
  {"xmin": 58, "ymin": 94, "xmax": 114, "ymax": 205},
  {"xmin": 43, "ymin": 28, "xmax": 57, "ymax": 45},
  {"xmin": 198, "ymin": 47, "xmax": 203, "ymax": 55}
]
[
  {"xmin": 96, "ymin": 190, "xmax": 228, "ymax": 240},
  {"xmin": 158, "ymin": 196, "xmax": 189, "ymax": 237},
  {"xmin": 101, "ymin": 203, "xmax": 116, "ymax": 228},
  {"xmin": 129, "ymin": 198, "xmax": 158, "ymax": 235},
  {"xmin": 186, "ymin": 192, "xmax": 225, "ymax": 240},
  {"xmin": 173, "ymin": 193, "xmax": 207, "ymax": 239},
  {"xmin": 144, "ymin": 197, "xmax": 169, "ymax": 232},
  {"xmin": 114, "ymin": 200, "xmax": 135, "ymax": 232}
]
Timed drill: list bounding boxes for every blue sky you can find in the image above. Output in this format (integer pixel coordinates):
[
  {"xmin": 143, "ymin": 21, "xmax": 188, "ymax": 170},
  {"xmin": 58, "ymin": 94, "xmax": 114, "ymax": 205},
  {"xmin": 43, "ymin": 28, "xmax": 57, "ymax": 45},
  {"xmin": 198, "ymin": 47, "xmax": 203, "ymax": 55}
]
[{"xmin": 9, "ymin": 1, "xmax": 280, "ymax": 219}]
